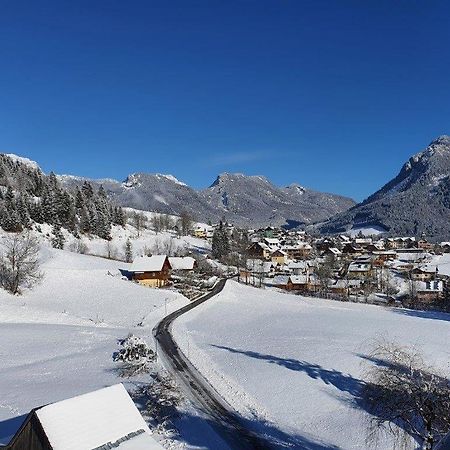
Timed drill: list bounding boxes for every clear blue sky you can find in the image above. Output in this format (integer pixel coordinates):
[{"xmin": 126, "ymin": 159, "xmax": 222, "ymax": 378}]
[{"xmin": 1, "ymin": 1, "xmax": 449, "ymax": 201}]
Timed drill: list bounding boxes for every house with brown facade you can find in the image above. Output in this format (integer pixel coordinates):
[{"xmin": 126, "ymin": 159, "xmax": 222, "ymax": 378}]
[
  {"xmin": 128, "ymin": 255, "xmax": 171, "ymax": 287},
  {"xmin": 410, "ymin": 266, "xmax": 437, "ymax": 282}
]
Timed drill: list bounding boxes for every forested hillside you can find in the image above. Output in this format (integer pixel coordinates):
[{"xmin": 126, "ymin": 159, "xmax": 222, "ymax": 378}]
[{"xmin": 0, "ymin": 154, "xmax": 125, "ymax": 239}]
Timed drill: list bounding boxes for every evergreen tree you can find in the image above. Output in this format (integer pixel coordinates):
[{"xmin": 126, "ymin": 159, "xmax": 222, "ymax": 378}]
[
  {"xmin": 79, "ymin": 205, "xmax": 91, "ymax": 234},
  {"xmin": 211, "ymin": 222, "xmax": 230, "ymax": 260},
  {"xmin": 75, "ymin": 187, "xmax": 84, "ymax": 209},
  {"xmin": 124, "ymin": 239, "xmax": 133, "ymax": 263},
  {"xmin": 16, "ymin": 194, "xmax": 31, "ymax": 228},
  {"xmin": 51, "ymin": 225, "xmax": 65, "ymax": 249},
  {"xmin": 82, "ymin": 181, "xmax": 94, "ymax": 199}
]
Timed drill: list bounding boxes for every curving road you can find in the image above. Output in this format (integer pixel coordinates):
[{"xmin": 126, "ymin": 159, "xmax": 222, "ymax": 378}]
[{"xmin": 153, "ymin": 279, "xmax": 271, "ymax": 450}]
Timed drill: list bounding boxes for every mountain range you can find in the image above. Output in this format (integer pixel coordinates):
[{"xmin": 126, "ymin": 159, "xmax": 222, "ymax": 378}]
[
  {"xmin": 318, "ymin": 136, "xmax": 450, "ymax": 240},
  {"xmin": 59, "ymin": 171, "xmax": 355, "ymax": 228},
  {"xmin": 4, "ymin": 134, "xmax": 450, "ymax": 237}
]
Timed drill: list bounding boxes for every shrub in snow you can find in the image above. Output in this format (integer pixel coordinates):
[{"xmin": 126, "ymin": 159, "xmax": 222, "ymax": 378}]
[
  {"xmin": 0, "ymin": 232, "xmax": 43, "ymax": 295},
  {"xmin": 137, "ymin": 371, "xmax": 182, "ymax": 426},
  {"xmin": 113, "ymin": 334, "xmax": 155, "ymax": 377},
  {"xmin": 363, "ymin": 339, "xmax": 450, "ymax": 450},
  {"xmin": 68, "ymin": 239, "xmax": 89, "ymax": 254}
]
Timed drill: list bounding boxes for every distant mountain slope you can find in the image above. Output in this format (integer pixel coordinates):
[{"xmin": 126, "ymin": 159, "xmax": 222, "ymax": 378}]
[
  {"xmin": 60, "ymin": 171, "xmax": 355, "ymax": 228},
  {"xmin": 201, "ymin": 173, "xmax": 355, "ymax": 227},
  {"xmin": 318, "ymin": 136, "xmax": 450, "ymax": 239}
]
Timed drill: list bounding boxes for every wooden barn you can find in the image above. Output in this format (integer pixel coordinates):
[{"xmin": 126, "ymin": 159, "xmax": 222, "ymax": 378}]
[
  {"xmin": 127, "ymin": 255, "xmax": 171, "ymax": 287},
  {"xmin": 2, "ymin": 384, "xmax": 163, "ymax": 450}
]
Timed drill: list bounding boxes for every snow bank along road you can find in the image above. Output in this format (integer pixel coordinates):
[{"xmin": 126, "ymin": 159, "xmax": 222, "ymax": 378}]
[{"xmin": 153, "ymin": 279, "xmax": 271, "ymax": 450}]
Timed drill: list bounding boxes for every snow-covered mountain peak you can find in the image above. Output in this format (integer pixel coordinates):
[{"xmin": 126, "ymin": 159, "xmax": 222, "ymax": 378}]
[
  {"xmin": 210, "ymin": 172, "xmax": 271, "ymax": 188},
  {"xmin": 286, "ymin": 183, "xmax": 306, "ymax": 193},
  {"xmin": 430, "ymin": 135, "xmax": 450, "ymax": 147},
  {"xmin": 154, "ymin": 174, "xmax": 187, "ymax": 186}
]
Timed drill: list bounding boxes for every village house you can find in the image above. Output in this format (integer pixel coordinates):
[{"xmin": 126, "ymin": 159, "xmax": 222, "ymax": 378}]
[
  {"xmin": 282, "ymin": 242, "xmax": 312, "ymax": 259},
  {"xmin": 372, "ymin": 250, "xmax": 397, "ymax": 266},
  {"xmin": 270, "ymin": 249, "xmax": 287, "ymax": 265},
  {"xmin": 341, "ymin": 243, "xmax": 364, "ymax": 257},
  {"xmin": 3, "ymin": 384, "xmax": 164, "ymax": 450},
  {"xmin": 193, "ymin": 225, "xmax": 214, "ymax": 239},
  {"xmin": 410, "ymin": 266, "xmax": 437, "ymax": 282},
  {"xmin": 314, "ymin": 238, "xmax": 335, "ymax": 253},
  {"xmin": 271, "ymin": 274, "xmax": 309, "ymax": 292},
  {"xmin": 263, "ymin": 237, "xmax": 281, "ymax": 251},
  {"xmin": 246, "ymin": 241, "xmax": 271, "ymax": 260},
  {"xmin": 329, "ymin": 279, "xmax": 362, "ymax": 296},
  {"xmin": 168, "ymin": 256, "xmax": 197, "ymax": 272},
  {"xmin": 416, "ymin": 280, "xmax": 444, "ymax": 302},
  {"xmin": 387, "ymin": 237, "xmax": 416, "ymax": 249},
  {"xmin": 347, "ymin": 261, "xmax": 372, "ymax": 279},
  {"xmin": 417, "ymin": 239, "xmax": 434, "ymax": 251},
  {"xmin": 323, "ymin": 247, "xmax": 342, "ymax": 258},
  {"xmin": 354, "ymin": 237, "xmax": 373, "ymax": 248},
  {"xmin": 240, "ymin": 259, "xmax": 274, "ymax": 283},
  {"xmin": 286, "ymin": 260, "xmax": 312, "ymax": 276},
  {"xmin": 127, "ymin": 255, "xmax": 171, "ymax": 287}
]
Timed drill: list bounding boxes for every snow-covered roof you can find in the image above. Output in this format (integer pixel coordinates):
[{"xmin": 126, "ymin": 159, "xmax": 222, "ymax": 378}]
[
  {"xmin": 289, "ymin": 275, "xmax": 308, "ymax": 284},
  {"xmin": 272, "ymin": 275, "xmax": 290, "ymax": 285},
  {"xmin": 331, "ymin": 279, "xmax": 362, "ymax": 288},
  {"xmin": 283, "ymin": 242, "xmax": 312, "ymax": 250},
  {"xmin": 348, "ymin": 263, "xmax": 371, "ymax": 272},
  {"xmin": 169, "ymin": 256, "xmax": 196, "ymax": 270},
  {"xmin": 287, "ymin": 261, "xmax": 309, "ymax": 270},
  {"xmin": 129, "ymin": 255, "xmax": 169, "ymax": 272},
  {"xmin": 328, "ymin": 247, "xmax": 341, "ymax": 255},
  {"xmin": 35, "ymin": 384, "xmax": 163, "ymax": 450}
]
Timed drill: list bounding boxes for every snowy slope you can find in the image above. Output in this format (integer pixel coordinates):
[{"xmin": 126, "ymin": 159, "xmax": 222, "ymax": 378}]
[
  {"xmin": 173, "ymin": 281, "xmax": 450, "ymax": 450},
  {"xmin": 0, "ymin": 245, "xmax": 191, "ymax": 446}
]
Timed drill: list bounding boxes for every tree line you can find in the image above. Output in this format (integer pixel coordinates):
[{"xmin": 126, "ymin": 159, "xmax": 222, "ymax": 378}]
[{"xmin": 0, "ymin": 154, "xmax": 125, "ymax": 240}]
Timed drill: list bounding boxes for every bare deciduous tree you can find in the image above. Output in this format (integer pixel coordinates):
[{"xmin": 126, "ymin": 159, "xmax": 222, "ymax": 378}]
[
  {"xmin": 105, "ymin": 240, "xmax": 118, "ymax": 260},
  {"xmin": 68, "ymin": 238, "xmax": 89, "ymax": 255},
  {"xmin": 0, "ymin": 233, "xmax": 43, "ymax": 294},
  {"xmin": 177, "ymin": 211, "xmax": 193, "ymax": 236},
  {"xmin": 363, "ymin": 339, "xmax": 450, "ymax": 450},
  {"xmin": 151, "ymin": 214, "xmax": 163, "ymax": 234},
  {"xmin": 130, "ymin": 212, "xmax": 147, "ymax": 237}
]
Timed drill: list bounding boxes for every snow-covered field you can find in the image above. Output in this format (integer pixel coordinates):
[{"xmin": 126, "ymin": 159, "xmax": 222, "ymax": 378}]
[
  {"xmin": 0, "ymin": 238, "xmax": 202, "ymax": 448},
  {"xmin": 173, "ymin": 281, "xmax": 450, "ymax": 450}
]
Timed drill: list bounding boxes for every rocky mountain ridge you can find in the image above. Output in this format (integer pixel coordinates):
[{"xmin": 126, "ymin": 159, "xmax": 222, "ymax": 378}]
[
  {"xmin": 59, "ymin": 170, "xmax": 355, "ymax": 228},
  {"xmin": 318, "ymin": 135, "xmax": 450, "ymax": 239}
]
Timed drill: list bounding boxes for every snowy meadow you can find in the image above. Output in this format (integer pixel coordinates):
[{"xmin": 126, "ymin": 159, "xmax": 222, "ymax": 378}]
[{"xmin": 173, "ymin": 281, "xmax": 450, "ymax": 450}]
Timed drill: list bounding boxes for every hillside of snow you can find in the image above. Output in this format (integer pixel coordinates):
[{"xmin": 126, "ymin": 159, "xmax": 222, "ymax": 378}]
[
  {"xmin": 0, "ymin": 236, "xmax": 227, "ymax": 449},
  {"xmin": 173, "ymin": 281, "xmax": 450, "ymax": 450}
]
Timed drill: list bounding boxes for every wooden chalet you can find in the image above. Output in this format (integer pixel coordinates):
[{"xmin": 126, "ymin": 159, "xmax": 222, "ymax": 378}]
[
  {"xmin": 2, "ymin": 384, "xmax": 163, "ymax": 450},
  {"xmin": 341, "ymin": 244, "xmax": 363, "ymax": 256},
  {"xmin": 272, "ymin": 275, "xmax": 309, "ymax": 291},
  {"xmin": 410, "ymin": 266, "xmax": 437, "ymax": 282},
  {"xmin": 128, "ymin": 255, "xmax": 171, "ymax": 287},
  {"xmin": 283, "ymin": 243, "xmax": 312, "ymax": 259},
  {"xmin": 270, "ymin": 249, "xmax": 287, "ymax": 265},
  {"xmin": 416, "ymin": 280, "xmax": 444, "ymax": 302},
  {"xmin": 246, "ymin": 242, "xmax": 271, "ymax": 260}
]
